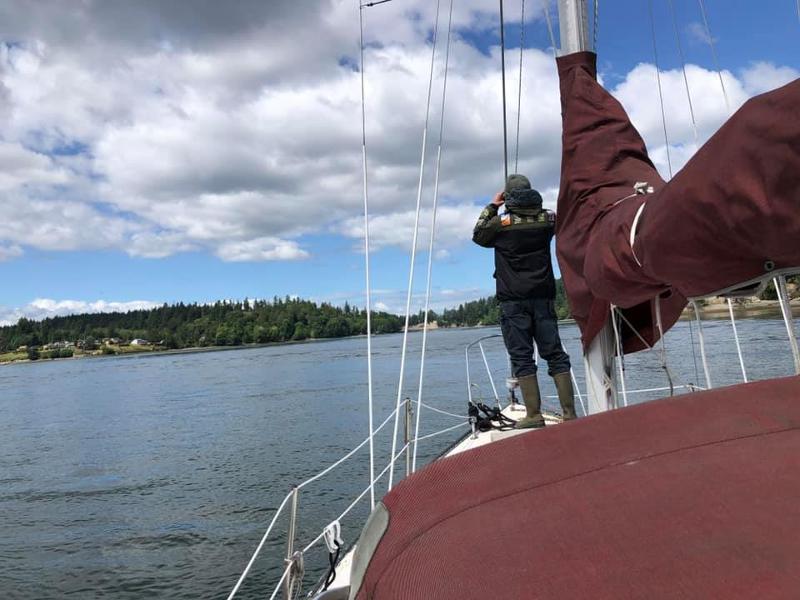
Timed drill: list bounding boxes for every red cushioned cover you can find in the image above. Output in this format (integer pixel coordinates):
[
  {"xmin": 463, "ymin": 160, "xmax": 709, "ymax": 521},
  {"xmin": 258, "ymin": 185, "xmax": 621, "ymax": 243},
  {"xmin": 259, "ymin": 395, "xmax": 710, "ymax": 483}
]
[
  {"xmin": 555, "ymin": 52, "xmax": 800, "ymax": 352},
  {"xmin": 355, "ymin": 377, "xmax": 800, "ymax": 599}
]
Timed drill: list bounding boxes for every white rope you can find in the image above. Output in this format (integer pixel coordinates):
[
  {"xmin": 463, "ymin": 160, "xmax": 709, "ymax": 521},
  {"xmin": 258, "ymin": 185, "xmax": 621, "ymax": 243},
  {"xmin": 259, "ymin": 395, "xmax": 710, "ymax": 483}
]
[
  {"xmin": 690, "ymin": 300, "xmax": 713, "ymax": 389},
  {"xmin": 301, "ymin": 458, "xmax": 396, "ymax": 555},
  {"xmin": 775, "ymin": 276, "xmax": 800, "ymax": 375},
  {"xmin": 389, "ymin": 0, "xmax": 442, "ymax": 491},
  {"xmin": 357, "ymin": 0, "xmax": 376, "ymax": 513},
  {"xmin": 570, "ymin": 369, "xmax": 587, "ymax": 416},
  {"xmin": 229, "ymin": 404, "xmax": 404, "ymax": 597},
  {"xmin": 593, "ymin": 0, "xmax": 599, "ymax": 52},
  {"xmin": 414, "ymin": 421, "xmax": 470, "ymax": 443},
  {"xmin": 614, "ymin": 307, "xmax": 654, "ymax": 351},
  {"xmin": 667, "ymin": 0, "xmax": 699, "ymax": 145},
  {"xmin": 479, "ymin": 341, "xmax": 501, "ymax": 405},
  {"xmin": 300, "ymin": 404, "xmax": 400, "ymax": 490},
  {"xmin": 267, "ymin": 561, "xmax": 295, "ymax": 600},
  {"xmin": 727, "ymin": 299, "xmax": 748, "ymax": 382},
  {"xmin": 647, "ymin": 0, "xmax": 673, "ymax": 178},
  {"xmin": 543, "ymin": 383, "xmax": 702, "ymax": 400},
  {"xmin": 226, "ymin": 491, "xmax": 294, "ymax": 600},
  {"xmin": 610, "ymin": 306, "xmax": 629, "ymax": 407},
  {"xmin": 696, "ymin": 0, "xmax": 729, "ymax": 112},
  {"xmin": 419, "ymin": 401, "xmax": 471, "ymax": 420},
  {"xmin": 413, "ymin": 0, "xmax": 454, "ymax": 474}
]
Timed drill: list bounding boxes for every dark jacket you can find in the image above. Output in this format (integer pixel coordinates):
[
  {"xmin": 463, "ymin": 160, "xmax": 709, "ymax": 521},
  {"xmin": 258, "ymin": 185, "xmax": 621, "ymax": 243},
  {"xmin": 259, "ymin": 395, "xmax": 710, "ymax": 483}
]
[{"xmin": 472, "ymin": 194, "xmax": 556, "ymax": 301}]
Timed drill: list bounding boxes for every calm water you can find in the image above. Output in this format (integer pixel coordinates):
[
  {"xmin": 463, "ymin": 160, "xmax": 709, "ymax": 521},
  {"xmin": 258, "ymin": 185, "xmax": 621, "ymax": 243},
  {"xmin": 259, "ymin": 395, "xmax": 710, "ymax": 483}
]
[{"xmin": 1, "ymin": 319, "xmax": 798, "ymax": 599}]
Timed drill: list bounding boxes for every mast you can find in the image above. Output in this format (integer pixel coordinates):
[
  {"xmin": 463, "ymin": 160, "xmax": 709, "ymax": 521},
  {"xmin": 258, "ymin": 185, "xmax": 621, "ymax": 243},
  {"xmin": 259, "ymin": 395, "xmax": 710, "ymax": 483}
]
[{"xmin": 556, "ymin": 0, "xmax": 618, "ymax": 413}]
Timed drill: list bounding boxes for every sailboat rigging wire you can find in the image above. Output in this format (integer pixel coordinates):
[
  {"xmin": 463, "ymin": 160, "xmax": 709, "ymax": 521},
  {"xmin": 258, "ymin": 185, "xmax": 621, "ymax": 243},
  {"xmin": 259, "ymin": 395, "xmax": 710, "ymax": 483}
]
[
  {"xmin": 647, "ymin": 0, "xmax": 673, "ymax": 178},
  {"xmin": 571, "ymin": 369, "xmax": 587, "ymax": 416},
  {"xmin": 775, "ymin": 276, "xmax": 800, "ymax": 375},
  {"xmin": 542, "ymin": 0, "xmax": 558, "ymax": 55},
  {"xmin": 667, "ymin": 0, "xmax": 699, "ymax": 145},
  {"xmin": 358, "ymin": 0, "xmax": 376, "ymax": 512},
  {"xmin": 654, "ymin": 295, "xmax": 675, "ymax": 396},
  {"xmin": 413, "ymin": 0, "xmax": 455, "ymax": 473},
  {"xmin": 389, "ymin": 0, "xmax": 442, "ymax": 492},
  {"xmin": 696, "ymin": 0, "xmax": 729, "ymax": 112},
  {"xmin": 687, "ymin": 312, "xmax": 701, "ymax": 386},
  {"xmin": 690, "ymin": 300, "xmax": 713, "ymax": 389},
  {"xmin": 500, "ymin": 0, "xmax": 509, "ymax": 181},
  {"xmin": 514, "ymin": 0, "xmax": 526, "ymax": 172},
  {"xmin": 727, "ymin": 299, "xmax": 748, "ymax": 382},
  {"xmin": 610, "ymin": 307, "xmax": 629, "ymax": 407}
]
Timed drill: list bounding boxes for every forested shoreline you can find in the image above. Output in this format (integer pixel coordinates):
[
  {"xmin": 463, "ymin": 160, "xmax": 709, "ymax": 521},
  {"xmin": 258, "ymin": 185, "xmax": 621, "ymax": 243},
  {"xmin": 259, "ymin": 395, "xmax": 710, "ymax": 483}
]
[{"xmin": 0, "ymin": 282, "xmax": 573, "ymax": 359}]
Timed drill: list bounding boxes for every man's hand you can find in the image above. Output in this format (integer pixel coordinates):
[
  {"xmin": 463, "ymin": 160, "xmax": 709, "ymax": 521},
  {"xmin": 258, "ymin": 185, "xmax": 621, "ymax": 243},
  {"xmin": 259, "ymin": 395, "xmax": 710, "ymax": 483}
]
[{"xmin": 491, "ymin": 191, "xmax": 505, "ymax": 207}]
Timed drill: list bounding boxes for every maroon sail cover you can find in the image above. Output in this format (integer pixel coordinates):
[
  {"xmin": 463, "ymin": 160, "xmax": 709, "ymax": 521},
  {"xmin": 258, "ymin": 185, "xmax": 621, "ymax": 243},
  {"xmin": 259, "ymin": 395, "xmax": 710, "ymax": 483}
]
[
  {"xmin": 555, "ymin": 52, "xmax": 800, "ymax": 351},
  {"xmin": 352, "ymin": 376, "xmax": 800, "ymax": 599}
]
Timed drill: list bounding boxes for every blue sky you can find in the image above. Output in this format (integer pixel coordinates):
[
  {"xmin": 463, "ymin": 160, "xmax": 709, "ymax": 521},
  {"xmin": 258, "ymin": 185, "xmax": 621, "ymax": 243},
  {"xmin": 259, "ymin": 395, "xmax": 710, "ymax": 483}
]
[{"xmin": 0, "ymin": 0, "xmax": 798, "ymax": 323}]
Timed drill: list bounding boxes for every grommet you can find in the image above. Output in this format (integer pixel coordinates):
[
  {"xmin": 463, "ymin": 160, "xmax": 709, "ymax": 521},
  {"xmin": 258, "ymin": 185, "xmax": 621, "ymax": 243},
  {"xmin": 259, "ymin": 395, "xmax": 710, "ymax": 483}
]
[{"xmin": 764, "ymin": 260, "xmax": 775, "ymax": 272}]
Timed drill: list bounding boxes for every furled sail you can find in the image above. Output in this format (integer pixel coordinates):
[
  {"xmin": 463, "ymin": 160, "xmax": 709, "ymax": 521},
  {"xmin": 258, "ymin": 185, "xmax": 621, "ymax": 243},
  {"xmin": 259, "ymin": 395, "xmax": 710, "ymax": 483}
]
[{"xmin": 555, "ymin": 51, "xmax": 800, "ymax": 352}]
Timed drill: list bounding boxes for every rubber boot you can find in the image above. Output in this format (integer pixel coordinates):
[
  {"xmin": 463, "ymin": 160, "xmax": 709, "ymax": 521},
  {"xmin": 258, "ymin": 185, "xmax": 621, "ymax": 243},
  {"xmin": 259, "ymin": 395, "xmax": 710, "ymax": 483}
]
[
  {"xmin": 514, "ymin": 374, "xmax": 546, "ymax": 429},
  {"xmin": 553, "ymin": 371, "xmax": 577, "ymax": 421}
]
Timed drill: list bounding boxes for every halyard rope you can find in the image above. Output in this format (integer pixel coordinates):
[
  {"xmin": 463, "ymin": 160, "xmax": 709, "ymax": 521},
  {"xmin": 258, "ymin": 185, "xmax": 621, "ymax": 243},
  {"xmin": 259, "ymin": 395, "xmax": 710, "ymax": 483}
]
[
  {"xmin": 389, "ymin": 0, "xmax": 442, "ymax": 491},
  {"xmin": 358, "ymin": 0, "xmax": 377, "ymax": 513},
  {"xmin": 414, "ymin": 0, "xmax": 455, "ymax": 474}
]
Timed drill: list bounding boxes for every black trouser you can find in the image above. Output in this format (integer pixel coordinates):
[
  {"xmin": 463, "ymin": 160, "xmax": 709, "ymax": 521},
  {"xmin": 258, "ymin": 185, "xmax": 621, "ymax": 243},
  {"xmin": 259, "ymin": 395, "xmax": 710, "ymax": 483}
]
[{"xmin": 499, "ymin": 298, "xmax": 571, "ymax": 378}]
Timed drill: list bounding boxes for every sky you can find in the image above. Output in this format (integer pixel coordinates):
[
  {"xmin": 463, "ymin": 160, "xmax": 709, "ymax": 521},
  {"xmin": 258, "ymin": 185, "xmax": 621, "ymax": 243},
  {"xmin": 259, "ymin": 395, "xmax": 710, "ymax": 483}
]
[{"xmin": 0, "ymin": 0, "xmax": 798, "ymax": 324}]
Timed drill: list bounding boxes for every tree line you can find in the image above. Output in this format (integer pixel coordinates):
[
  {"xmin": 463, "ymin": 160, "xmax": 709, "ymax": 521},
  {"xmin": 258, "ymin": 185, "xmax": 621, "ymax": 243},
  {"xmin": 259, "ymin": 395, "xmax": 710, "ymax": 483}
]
[{"xmin": 0, "ymin": 281, "xmax": 573, "ymax": 353}]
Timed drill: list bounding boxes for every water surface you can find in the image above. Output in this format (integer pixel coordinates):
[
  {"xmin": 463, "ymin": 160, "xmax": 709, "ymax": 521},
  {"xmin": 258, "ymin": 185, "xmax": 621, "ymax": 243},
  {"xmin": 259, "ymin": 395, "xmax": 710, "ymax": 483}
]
[{"xmin": 1, "ymin": 320, "xmax": 797, "ymax": 598}]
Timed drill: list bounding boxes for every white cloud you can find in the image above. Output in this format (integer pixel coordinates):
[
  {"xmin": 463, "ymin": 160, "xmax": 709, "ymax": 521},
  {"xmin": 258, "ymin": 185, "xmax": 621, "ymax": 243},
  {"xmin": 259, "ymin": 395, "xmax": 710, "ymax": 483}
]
[
  {"xmin": 740, "ymin": 62, "xmax": 800, "ymax": 96},
  {"xmin": 0, "ymin": 1, "xmax": 796, "ymax": 263},
  {"xmin": 686, "ymin": 22, "xmax": 713, "ymax": 46},
  {"xmin": 215, "ymin": 237, "xmax": 309, "ymax": 262},
  {"xmin": 0, "ymin": 298, "xmax": 161, "ymax": 326}
]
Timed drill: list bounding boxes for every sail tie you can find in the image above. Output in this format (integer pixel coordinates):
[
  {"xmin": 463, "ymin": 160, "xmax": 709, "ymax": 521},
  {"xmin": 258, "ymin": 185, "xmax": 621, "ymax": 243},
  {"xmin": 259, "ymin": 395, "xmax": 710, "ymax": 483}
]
[{"xmin": 607, "ymin": 182, "xmax": 654, "ymax": 268}]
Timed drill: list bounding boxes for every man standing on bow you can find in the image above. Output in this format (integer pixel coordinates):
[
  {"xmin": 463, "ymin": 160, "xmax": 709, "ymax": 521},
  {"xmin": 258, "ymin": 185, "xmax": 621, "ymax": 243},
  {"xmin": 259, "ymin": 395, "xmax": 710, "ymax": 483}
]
[{"xmin": 472, "ymin": 174, "xmax": 576, "ymax": 428}]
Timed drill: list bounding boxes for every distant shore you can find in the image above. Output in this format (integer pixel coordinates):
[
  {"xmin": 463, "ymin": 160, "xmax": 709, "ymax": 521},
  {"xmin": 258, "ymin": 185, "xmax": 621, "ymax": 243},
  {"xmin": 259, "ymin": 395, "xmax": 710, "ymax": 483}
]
[
  {"xmin": 1, "ymin": 303, "xmax": 797, "ymax": 366},
  {"xmin": 681, "ymin": 299, "xmax": 800, "ymax": 320}
]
